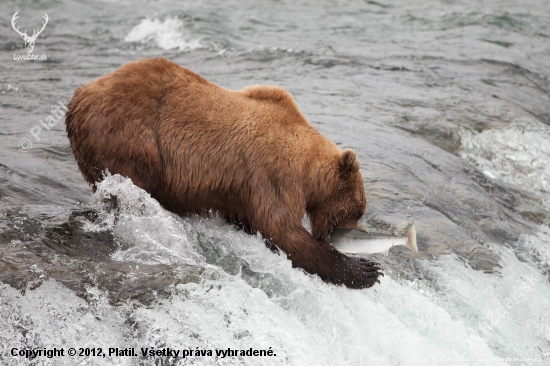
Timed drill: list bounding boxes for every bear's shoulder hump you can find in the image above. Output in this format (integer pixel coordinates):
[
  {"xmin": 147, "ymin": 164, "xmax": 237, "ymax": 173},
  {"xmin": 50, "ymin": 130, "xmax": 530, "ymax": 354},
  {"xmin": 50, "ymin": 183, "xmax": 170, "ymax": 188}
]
[{"xmin": 241, "ymin": 85, "xmax": 296, "ymax": 106}]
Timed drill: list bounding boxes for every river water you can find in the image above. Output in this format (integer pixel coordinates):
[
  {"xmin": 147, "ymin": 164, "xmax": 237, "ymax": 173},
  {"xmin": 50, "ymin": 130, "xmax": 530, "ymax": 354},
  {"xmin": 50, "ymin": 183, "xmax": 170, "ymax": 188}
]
[{"xmin": 1, "ymin": 0, "xmax": 550, "ymax": 365}]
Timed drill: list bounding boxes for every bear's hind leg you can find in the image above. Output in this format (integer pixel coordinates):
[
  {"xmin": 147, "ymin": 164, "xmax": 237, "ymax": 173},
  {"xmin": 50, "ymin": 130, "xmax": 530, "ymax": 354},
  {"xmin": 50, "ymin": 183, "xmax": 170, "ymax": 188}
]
[{"xmin": 223, "ymin": 214, "xmax": 257, "ymax": 235}]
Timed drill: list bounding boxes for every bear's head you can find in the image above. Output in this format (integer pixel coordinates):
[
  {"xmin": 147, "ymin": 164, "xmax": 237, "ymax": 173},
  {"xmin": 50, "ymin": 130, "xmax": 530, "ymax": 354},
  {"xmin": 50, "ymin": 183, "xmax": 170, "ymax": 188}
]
[{"xmin": 308, "ymin": 149, "xmax": 367, "ymax": 244}]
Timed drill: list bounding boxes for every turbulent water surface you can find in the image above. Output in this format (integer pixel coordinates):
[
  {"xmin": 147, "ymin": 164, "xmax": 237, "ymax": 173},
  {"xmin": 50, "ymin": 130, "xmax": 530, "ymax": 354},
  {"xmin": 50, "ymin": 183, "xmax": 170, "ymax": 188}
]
[{"xmin": 1, "ymin": 0, "xmax": 550, "ymax": 365}]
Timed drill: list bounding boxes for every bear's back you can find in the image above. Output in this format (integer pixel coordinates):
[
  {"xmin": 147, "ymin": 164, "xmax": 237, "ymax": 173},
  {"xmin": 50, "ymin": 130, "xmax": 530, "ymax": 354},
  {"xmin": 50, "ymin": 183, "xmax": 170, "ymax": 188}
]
[
  {"xmin": 90, "ymin": 58, "xmax": 209, "ymax": 103},
  {"xmin": 66, "ymin": 58, "xmax": 335, "ymax": 196}
]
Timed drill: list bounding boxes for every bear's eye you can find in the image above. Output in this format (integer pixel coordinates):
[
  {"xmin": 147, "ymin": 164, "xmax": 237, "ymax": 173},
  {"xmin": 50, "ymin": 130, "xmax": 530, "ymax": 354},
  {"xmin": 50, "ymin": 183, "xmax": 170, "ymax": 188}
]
[{"xmin": 353, "ymin": 211, "xmax": 363, "ymax": 220}]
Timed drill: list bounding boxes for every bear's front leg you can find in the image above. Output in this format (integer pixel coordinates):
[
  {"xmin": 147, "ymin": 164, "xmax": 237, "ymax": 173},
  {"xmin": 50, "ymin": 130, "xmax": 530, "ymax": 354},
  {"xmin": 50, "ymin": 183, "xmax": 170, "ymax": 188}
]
[{"xmin": 271, "ymin": 225, "xmax": 383, "ymax": 288}]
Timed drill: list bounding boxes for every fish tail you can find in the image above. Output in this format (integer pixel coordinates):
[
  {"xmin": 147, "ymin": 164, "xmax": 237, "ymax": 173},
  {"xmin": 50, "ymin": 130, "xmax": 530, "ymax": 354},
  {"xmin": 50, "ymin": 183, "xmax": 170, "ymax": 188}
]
[
  {"xmin": 405, "ymin": 223, "xmax": 418, "ymax": 253},
  {"xmin": 356, "ymin": 223, "xmax": 368, "ymax": 232}
]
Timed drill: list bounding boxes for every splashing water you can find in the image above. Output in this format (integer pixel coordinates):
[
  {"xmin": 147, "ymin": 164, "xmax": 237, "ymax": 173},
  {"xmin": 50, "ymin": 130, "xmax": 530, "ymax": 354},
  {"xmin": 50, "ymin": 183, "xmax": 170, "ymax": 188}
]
[
  {"xmin": 125, "ymin": 17, "xmax": 204, "ymax": 52},
  {"xmin": 3, "ymin": 175, "xmax": 549, "ymax": 365},
  {"xmin": 460, "ymin": 118, "xmax": 550, "ymax": 194}
]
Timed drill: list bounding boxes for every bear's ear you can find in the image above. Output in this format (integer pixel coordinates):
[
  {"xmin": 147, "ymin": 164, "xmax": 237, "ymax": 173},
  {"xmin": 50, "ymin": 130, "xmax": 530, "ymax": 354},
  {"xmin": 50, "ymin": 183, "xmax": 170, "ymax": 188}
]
[{"xmin": 339, "ymin": 149, "xmax": 359, "ymax": 173}]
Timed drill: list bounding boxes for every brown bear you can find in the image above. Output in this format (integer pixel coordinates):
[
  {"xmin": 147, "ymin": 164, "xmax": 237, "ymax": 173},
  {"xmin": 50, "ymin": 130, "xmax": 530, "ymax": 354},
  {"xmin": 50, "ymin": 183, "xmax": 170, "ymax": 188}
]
[{"xmin": 66, "ymin": 57, "xmax": 382, "ymax": 288}]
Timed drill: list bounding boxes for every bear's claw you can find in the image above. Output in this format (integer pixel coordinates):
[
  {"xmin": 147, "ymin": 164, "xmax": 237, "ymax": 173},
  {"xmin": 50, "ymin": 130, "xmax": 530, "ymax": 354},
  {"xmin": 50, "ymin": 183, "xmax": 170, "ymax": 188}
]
[{"xmin": 338, "ymin": 256, "xmax": 384, "ymax": 289}]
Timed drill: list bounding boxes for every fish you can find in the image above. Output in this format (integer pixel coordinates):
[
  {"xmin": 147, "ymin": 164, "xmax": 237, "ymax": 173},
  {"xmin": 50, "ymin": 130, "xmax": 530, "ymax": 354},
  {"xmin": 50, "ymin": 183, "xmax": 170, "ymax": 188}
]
[{"xmin": 331, "ymin": 223, "xmax": 418, "ymax": 256}]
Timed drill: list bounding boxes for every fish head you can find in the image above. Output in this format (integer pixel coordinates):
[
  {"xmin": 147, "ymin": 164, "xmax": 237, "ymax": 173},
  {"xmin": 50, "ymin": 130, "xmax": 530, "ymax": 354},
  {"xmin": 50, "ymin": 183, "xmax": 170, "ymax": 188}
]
[{"xmin": 308, "ymin": 149, "xmax": 367, "ymax": 245}]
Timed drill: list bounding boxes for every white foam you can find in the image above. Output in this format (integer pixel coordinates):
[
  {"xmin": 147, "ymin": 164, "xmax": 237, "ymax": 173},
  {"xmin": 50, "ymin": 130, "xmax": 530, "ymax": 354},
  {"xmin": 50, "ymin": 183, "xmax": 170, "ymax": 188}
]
[
  {"xmin": 416, "ymin": 247, "xmax": 550, "ymax": 360},
  {"xmin": 3, "ymin": 175, "xmax": 548, "ymax": 364},
  {"xmin": 460, "ymin": 118, "xmax": 550, "ymax": 193},
  {"xmin": 0, "ymin": 280, "xmax": 130, "ymax": 365},
  {"xmin": 89, "ymin": 176, "xmax": 506, "ymax": 364},
  {"xmin": 90, "ymin": 174, "xmax": 203, "ymax": 266},
  {"xmin": 125, "ymin": 17, "xmax": 203, "ymax": 52},
  {"xmin": 521, "ymin": 224, "xmax": 550, "ymax": 276}
]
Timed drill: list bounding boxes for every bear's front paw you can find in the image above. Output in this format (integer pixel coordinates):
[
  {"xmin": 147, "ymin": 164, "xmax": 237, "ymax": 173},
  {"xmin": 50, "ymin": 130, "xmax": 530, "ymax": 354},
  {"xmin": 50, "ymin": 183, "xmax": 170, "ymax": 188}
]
[{"xmin": 337, "ymin": 256, "xmax": 383, "ymax": 289}]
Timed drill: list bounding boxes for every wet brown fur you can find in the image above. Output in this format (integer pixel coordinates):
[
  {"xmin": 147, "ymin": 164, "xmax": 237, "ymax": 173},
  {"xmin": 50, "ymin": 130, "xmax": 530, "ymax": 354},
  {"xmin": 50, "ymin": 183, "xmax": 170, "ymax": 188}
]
[{"xmin": 66, "ymin": 58, "xmax": 382, "ymax": 288}]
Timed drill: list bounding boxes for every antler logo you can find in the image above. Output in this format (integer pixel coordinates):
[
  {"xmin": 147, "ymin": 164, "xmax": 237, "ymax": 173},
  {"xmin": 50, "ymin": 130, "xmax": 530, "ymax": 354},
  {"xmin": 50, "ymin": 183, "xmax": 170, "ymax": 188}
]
[{"xmin": 11, "ymin": 11, "xmax": 48, "ymax": 54}]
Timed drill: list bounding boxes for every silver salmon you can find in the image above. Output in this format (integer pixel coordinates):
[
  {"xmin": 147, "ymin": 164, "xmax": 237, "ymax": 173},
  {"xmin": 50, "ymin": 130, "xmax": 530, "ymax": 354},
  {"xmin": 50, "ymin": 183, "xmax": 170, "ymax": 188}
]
[{"xmin": 331, "ymin": 223, "xmax": 418, "ymax": 256}]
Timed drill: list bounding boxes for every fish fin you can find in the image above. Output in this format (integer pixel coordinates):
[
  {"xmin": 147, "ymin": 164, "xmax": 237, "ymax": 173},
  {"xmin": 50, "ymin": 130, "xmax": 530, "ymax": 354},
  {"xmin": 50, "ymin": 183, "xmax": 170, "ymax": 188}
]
[
  {"xmin": 381, "ymin": 250, "xmax": 389, "ymax": 256},
  {"xmin": 405, "ymin": 223, "xmax": 418, "ymax": 253}
]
